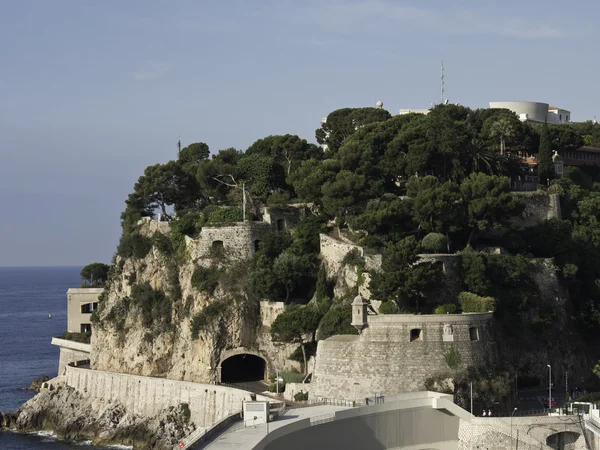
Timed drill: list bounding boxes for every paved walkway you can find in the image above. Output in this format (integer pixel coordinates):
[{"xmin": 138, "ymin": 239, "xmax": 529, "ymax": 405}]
[{"xmin": 205, "ymin": 405, "xmax": 349, "ymax": 449}]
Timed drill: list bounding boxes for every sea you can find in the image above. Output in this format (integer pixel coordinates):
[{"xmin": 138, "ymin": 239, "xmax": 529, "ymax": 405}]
[{"xmin": 0, "ymin": 267, "xmax": 130, "ymax": 450}]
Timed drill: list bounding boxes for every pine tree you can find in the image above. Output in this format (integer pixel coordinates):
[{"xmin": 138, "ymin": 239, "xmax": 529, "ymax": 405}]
[{"xmin": 538, "ymin": 121, "xmax": 554, "ymax": 184}]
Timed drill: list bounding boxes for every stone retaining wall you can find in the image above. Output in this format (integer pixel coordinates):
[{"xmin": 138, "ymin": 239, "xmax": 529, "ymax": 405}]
[
  {"xmin": 64, "ymin": 365, "xmax": 269, "ymax": 428},
  {"xmin": 51, "ymin": 338, "xmax": 91, "ymax": 376}
]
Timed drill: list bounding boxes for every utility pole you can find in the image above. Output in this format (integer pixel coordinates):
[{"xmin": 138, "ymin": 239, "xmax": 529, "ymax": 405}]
[
  {"xmin": 565, "ymin": 369, "xmax": 569, "ymax": 403},
  {"xmin": 547, "ymin": 364, "xmax": 552, "ymax": 413},
  {"xmin": 242, "ymin": 182, "xmax": 246, "ymax": 222},
  {"xmin": 470, "ymin": 381, "xmax": 473, "ymax": 416},
  {"xmin": 440, "ymin": 61, "xmax": 445, "ymax": 104}
]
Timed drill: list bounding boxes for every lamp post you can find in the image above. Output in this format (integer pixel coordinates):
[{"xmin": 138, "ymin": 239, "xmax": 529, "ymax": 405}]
[
  {"xmin": 547, "ymin": 364, "xmax": 552, "ymax": 413},
  {"xmin": 470, "ymin": 381, "xmax": 473, "ymax": 415},
  {"xmin": 510, "ymin": 407, "xmax": 517, "ymax": 450}
]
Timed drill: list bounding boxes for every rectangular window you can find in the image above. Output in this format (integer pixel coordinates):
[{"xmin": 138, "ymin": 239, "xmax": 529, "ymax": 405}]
[
  {"xmin": 410, "ymin": 328, "xmax": 423, "ymax": 342},
  {"xmin": 81, "ymin": 303, "xmax": 94, "ymax": 314},
  {"xmin": 80, "ymin": 323, "xmax": 92, "ymax": 333},
  {"xmin": 469, "ymin": 327, "xmax": 479, "ymax": 341}
]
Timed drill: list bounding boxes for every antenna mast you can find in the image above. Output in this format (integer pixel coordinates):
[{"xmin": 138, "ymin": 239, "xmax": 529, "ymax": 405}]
[
  {"xmin": 177, "ymin": 135, "xmax": 181, "ymax": 155},
  {"xmin": 440, "ymin": 61, "xmax": 445, "ymax": 104}
]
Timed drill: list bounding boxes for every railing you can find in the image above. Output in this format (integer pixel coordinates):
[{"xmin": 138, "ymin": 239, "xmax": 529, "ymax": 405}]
[
  {"xmin": 173, "ymin": 426, "xmax": 207, "ymax": 450},
  {"xmin": 309, "ymin": 412, "xmax": 336, "ymax": 426}
]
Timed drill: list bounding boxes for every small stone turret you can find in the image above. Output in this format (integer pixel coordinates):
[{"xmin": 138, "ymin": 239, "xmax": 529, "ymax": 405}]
[{"xmin": 351, "ymin": 295, "xmax": 368, "ymax": 333}]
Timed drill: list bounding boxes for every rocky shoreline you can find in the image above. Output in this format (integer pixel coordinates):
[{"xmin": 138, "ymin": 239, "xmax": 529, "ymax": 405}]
[{"xmin": 1, "ymin": 385, "xmax": 195, "ymax": 449}]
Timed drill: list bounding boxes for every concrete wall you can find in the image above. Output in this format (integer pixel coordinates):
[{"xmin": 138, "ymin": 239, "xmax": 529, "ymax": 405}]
[
  {"xmin": 186, "ymin": 222, "xmax": 271, "ymax": 264},
  {"xmin": 66, "ymin": 288, "xmax": 102, "ymax": 333},
  {"xmin": 51, "ymin": 338, "xmax": 91, "ymax": 376},
  {"xmin": 311, "ymin": 313, "xmax": 494, "ymax": 401},
  {"xmin": 256, "ymin": 394, "xmax": 461, "ymax": 450},
  {"xmin": 64, "ymin": 365, "xmax": 269, "ymax": 428},
  {"xmin": 259, "ymin": 301, "xmax": 286, "ymax": 328}
]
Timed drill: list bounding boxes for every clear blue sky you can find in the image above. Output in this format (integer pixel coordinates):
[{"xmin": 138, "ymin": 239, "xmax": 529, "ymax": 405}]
[{"xmin": 0, "ymin": 0, "xmax": 597, "ymax": 266}]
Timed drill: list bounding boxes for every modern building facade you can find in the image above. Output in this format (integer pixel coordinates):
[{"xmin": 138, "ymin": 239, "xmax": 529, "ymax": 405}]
[
  {"xmin": 66, "ymin": 288, "xmax": 102, "ymax": 333},
  {"xmin": 488, "ymin": 101, "xmax": 571, "ymax": 124}
]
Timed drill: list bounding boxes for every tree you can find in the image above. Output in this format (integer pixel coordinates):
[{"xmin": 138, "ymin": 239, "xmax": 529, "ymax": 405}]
[
  {"xmin": 179, "ymin": 142, "xmax": 210, "ymax": 164},
  {"xmin": 315, "ymin": 107, "xmax": 391, "ymax": 154},
  {"xmin": 80, "ymin": 262, "xmax": 110, "ymax": 287},
  {"xmin": 538, "ymin": 121, "xmax": 554, "ymax": 184},
  {"xmin": 129, "ymin": 162, "xmax": 180, "ymax": 218},
  {"xmin": 270, "ymin": 304, "xmax": 322, "ymax": 373},
  {"xmin": 488, "ymin": 118, "xmax": 517, "ymax": 156},
  {"xmin": 459, "ymin": 173, "xmax": 525, "ymax": 244},
  {"xmin": 273, "ymin": 252, "xmax": 313, "ymax": 300},
  {"xmin": 246, "ymin": 134, "xmax": 322, "ymax": 176},
  {"xmin": 321, "ymin": 170, "xmax": 367, "ymax": 221},
  {"xmin": 287, "ymin": 158, "xmax": 339, "ymax": 205},
  {"xmin": 460, "ymin": 246, "xmax": 490, "ymax": 295},
  {"xmin": 369, "ymin": 236, "xmax": 443, "ymax": 311}
]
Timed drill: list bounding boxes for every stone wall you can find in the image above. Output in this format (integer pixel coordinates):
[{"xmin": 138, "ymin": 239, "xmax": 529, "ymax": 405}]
[
  {"xmin": 319, "ymin": 234, "xmax": 381, "ymax": 276},
  {"xmin": 261, "ymin": 204, "xmax": 311, "ymax": 232},
  {"xmin": 64, "ymin": 365, "xmax": 270, "ymax": 429},
  {"xmin": 186, "ymin": 222, "xmax": 271, "ymax": 264},
  {"xmin": 259, "ymin": 301, "xmax": 286, "ymax": 328},
  {"xmin": 513, "ymin": 192, "xmax": 562, "ymax": 229},
  {"xmin": 137, "ymin": 217, "xmax": 171, "ymax": 237},
  {"xmin": 51, "ymin": 338, "xmax": 91, "ymax": 376},
  {"xmin": 283, "ymin": 382, "xmax": 311, "ymax": 401},
  {"xmin": 311, "ymin": 313, "xmax": 494, "ymax": 401}
]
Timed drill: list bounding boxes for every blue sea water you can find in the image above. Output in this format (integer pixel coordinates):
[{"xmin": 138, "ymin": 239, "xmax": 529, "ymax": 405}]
[{"xmin": 0, "ymin": 267, "xmax": 126, "ymax": 449}]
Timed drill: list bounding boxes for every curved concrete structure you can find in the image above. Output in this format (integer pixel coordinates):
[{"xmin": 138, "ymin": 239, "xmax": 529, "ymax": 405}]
[{"xmin": 489, "ymin": 101, "xmax": 571, "ymax": 124}]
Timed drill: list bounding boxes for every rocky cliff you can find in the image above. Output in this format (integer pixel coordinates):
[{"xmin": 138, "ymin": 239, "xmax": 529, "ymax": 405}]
[
  {"xmin": 12, "ymin": 385, "xmax": 193, "ymax": 449},
  {"xmin": 91, "ymin": 219, "xmax": 298, "ymax": 382}
]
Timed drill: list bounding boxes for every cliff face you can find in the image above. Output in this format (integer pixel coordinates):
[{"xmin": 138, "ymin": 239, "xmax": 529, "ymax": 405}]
[
  {"xmin": 92, "ymin": 220, "xmax": 298, "ymax": 382},
  {"xmin": 14, "ymin": 385, "xmax": 193, "ymax": 450}
]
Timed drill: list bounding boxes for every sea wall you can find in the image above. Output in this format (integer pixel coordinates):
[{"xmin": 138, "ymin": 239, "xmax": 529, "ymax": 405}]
[
  {"xmin": 65, "ymin": 365, "xmax": 268, "ymax": 428},
  {"xmin": 311, "ymin": 313, "xmax": 494, "ymax": 401},
  {"xmin": 51, "ymin": 338, "xmax": 91, "ymax": 376}
]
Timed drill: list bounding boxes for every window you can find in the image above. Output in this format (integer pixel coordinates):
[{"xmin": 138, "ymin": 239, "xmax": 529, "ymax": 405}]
[
  {"xmin": 276, "ymin": 219, "xmax": 286, "ymax": 231},
  {"xmin": 469, "ymin": 327, "xmax": 479, "ymax": 341},
  {"xmin": 210, "ymin": 240, "xmax": 224, "ymax": 257},
  {"xmin": 80, "ymin": 323, "xmax": 92, "ymax": 333},
  {"xmin": 410, "ymin": 328, "xmax": 422, "ymax": 342},
  {"xmin": 560, "ymin": 114, "xmax": 562, "ymax": 121},
  {"xmin": 81, "ymin": 303, "xmax": 95, "ymax": 314}
]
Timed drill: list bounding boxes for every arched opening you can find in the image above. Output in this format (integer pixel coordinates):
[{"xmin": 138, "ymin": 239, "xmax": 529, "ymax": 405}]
[
  {"xmin": 220, "ymin": 353, "xmax": 266, "ymax": 383},
  {"xmin": 210, "ymin": 240, "xmax": 224, "ymax": 257},
  {"xmin": 276, "ymin": 219, "xmax": 285, "ymax": 231},
  {"xmin": 546, "ymin": 431, "xmax": 580, "ymax": 450}
]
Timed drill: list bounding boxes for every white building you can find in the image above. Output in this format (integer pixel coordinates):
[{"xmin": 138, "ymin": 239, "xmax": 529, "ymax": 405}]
[{"xmin": 488, "ymin": 101, "xmax": 571, "ymax": 124}]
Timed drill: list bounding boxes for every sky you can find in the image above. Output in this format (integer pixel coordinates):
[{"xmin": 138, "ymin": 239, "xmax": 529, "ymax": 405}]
[{"xmin": 0, "ymin": 0, "xmax": 598, "ymax": 267}]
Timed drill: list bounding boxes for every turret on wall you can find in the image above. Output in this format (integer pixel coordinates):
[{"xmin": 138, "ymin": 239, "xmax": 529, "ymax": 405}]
[{"xmin": 351, "ymin": 295, "xmax": 368, "ymax": 333}]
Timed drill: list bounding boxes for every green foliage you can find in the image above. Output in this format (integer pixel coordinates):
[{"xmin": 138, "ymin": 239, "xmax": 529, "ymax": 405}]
[
  {"xmin": 294, "ymin": 391, "xmax": 309, "ymax": 402},
  {"xmin": 104, "ymin": 297, "xmax": 131, "ymax": 332},
  {"xmin": 576, "ymin": 392, "xmax": 600, "ymax": 403},
  {"xmin": 434, "ymin": 303, "xmax": 457, "ymax": 314},
  {"xmin": 421, "ymin": 233, "xmax": 448, "ymax": 253},
  {"xmin": 190, "ymin": 298, "xmax": 231, "ymax": 339},
  {"xmin": 458, "ymin": 291, "xmax": 496, "ymax": 312},
  {"xmin": 538, "ymin": 121, "xmax": 554, "ymax": 184},
  {"xmin": 203, "ymin": 205, "xmax": 243, "ymax": 224},
  {"xmin": 378, "ymin": 301, "xmax": 399, "ymax": 314},
  {"xmin": 341, "ymin": 248, "xmax": 365, "ymax": 268},
  {"xmin": 179, "ymin": 403, "xmax": 191, "ymax": 422},
  {"xmin": 443, "ymin": 345, "xmax": 462, "ymax": 369},
  {"xmin": 56, "ymin": 331, "xmax": 91, "ymax": 344},
  {"xmin": 191, "ymin": 266, "xmax": 220, "ymax": 295},
  {"xmin": 152, "ymin": 231, "xmax": 173, "ymax": 256},
  {"xmin": 130, "ymin": 282, "xmax": 172, "ymax": 327},
  {"xmin": 117, "ymin": 231, "xmax": 153, "ymax": 259},
  {"xmin": 317, "ymin": 305, "xmax": 359, "ymax": 340},
  {"xmin": 315, "ymin": 264, "xmax": 331, "ymax": 313},
  {"xmin": 521, "ymin": 219, "xmax": 572, "ymax": 257},
  {"xmin": 460, "ymin": 246, "xmax": 490, "ymax": 295},
  {"xmin": 370, "ymin": 236, "xmax": 443, "ymax": 312},
  {"xmin": 290, "ymin": 341, "xmax": 317, "ymax": 364},
  {"xmin": 80, "ymin": 263, "xmax": 110, "ymax": 287}
]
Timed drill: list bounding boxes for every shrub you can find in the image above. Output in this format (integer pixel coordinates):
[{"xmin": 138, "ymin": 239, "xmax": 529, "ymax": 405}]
[
  {"xmin": 117, "ymin": 231, "xmax": 153, "ymax": 259},
  {"xmin": 458, "ymin": 291, "xmax": 496, "ymax": 313},
  {"xmin": 576, "ymin": 392, "xmax": 600, "ymax": 403},
  {"xmin": 378, "ymin": 301, "xmax": 399, "ymax": 314},
  {"xmin": 191, "ymin": 266, "xmax": 220, "ymax": 294},
  {"xmin": 56, "ymin": 331, "xmax": 91, "ymax": 344},
  {"xmin": 317, "ymin": 306, "xmax": 358, "ymax": 340},
  {"xmin": 130, "ymin": 282, "xmax": 172, "ymax": 327},
  {"xmin": 521, "ymin": 219, "xmax": 572, "ymax": 257},
  {"xmin": 152, "ymin": 231, "xmax": 173, "ymax": 256},
  {"xmin": 294, "ymin": 391, "xmax": 309, "ymax": 402},
  {"xmin": 203, "ymin": 205, "xmax": 243, "ymax": 224},
  {"xmin": 190, "ymin": 298, "xmax": 231, "ymax": 339},
  {"xmin": 180, "ymin": 403, "xmax": 191, "ymax": 422},
  {"xmin": 443, "ymin": 345, "xmax": 462, "ymax": 369},
  {"xmin": 434, "ymin": 303, "xmax": 457, "ymax": 314},
  {"xmin": 460, "ymin": 246, "xmax": 490, "ymax": 295},
  {"xmin": 421, "ymin": 233, "xmax": 448, "ymax": 253},
  {"xmin": 341, "ymin": 248, "xmax": 365, "ymax": 268}
]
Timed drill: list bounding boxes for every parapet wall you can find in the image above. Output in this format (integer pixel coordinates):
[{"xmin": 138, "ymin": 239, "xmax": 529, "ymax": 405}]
[
  {"xmin": 186, "ymin": 222, "xmax": 271, "ymax": 264},
  {"xmin": 64, "ymin": 365, "xmax": 266, "ymax": 428},
  {"xmin": 51, "ymin": 338, "xmax": 91, "ymax": 376},
  {"xmin": 311, "ymin": 313, "xmax": 494, "ymax": 401}
]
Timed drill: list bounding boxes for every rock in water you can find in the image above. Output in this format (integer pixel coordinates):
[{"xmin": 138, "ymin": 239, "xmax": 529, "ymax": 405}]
[{"xmin": 27, "ymin": 375, "xmax": 50, "ymax": 391}]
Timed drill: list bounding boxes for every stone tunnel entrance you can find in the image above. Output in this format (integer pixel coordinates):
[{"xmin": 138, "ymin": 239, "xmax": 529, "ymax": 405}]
[
  {"xmin": 220, "ymin": 354, "xmax": 267, "ymax": 383},
  {"xmin": 546, "ymin": 431, "xmax": 581, "ymax": 450}
]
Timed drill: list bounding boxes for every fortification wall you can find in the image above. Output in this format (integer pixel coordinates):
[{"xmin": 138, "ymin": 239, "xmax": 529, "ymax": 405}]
[
  {"xmin": 311, "ymin": 313, "xmax": 494, "ymax": 401},
  {"xmin": 186, "ymin": 222, "xmax": 271, "ymax": 264},
  {"xmin": 64, "ymin": 365, "xmax": 267, "ymax": 428},
  {"xmin": 259, "ymin": 301, "xmax": 286, "ymax": 328},
  {"xmin": 261, "ymin": 204, "xmax": 311, "ymax": 232},
  {"xmin": 319, "ymin": 234, "xmax": 382, "ymax": 276},
  {"xmin": 51, "ymin": 338, "xmax": 91, "ymax": 376},
  {"xmin": 137, "ymin": 217, "xmax": 171, "ymax": 237},
  {"xmin": 513, "ymin": 192, "xmax": 561, "ymax": 229}
]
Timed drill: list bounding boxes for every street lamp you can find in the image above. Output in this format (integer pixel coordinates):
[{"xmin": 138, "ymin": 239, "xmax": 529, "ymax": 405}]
[
  {"xmin": 547, "ymin": 364, "xmax": 552, "ymax": 413},
  {"xmin": 510, "ymin": 407, "xmax": 518, "ymax": 450}
]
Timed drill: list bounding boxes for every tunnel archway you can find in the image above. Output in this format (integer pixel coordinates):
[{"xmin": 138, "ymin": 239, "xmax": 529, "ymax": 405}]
[
  {"xmin": 546, "ymin": 431, "xmax": 580, "ymax": 450},
  {"xmin": 220, "ymin": 353, "xmax": 267, "ymax": 383}
]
